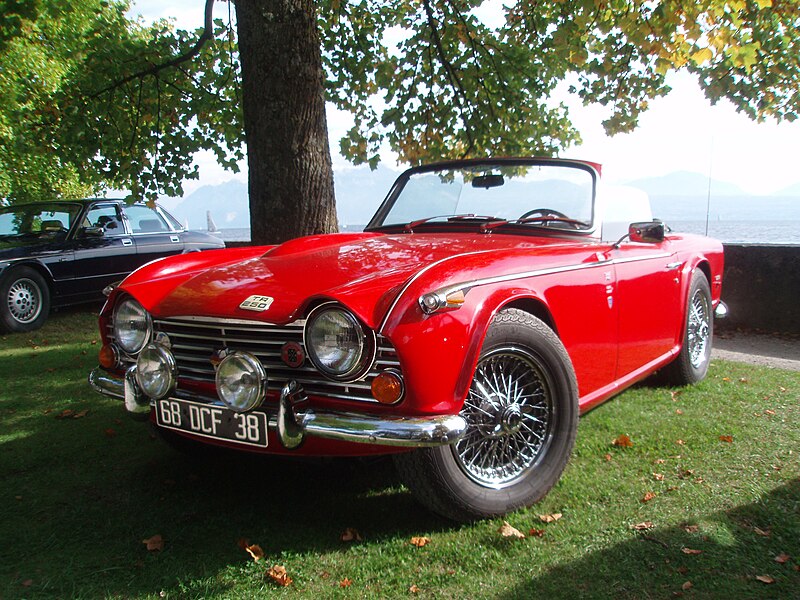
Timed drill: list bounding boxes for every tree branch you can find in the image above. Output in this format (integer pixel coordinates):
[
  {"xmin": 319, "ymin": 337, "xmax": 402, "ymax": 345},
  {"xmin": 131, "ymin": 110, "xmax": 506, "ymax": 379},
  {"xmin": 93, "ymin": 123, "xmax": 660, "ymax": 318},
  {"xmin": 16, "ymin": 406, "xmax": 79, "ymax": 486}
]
[{"xmin": 89, "ymin": 0, "xmax": 216, "ymax": 99}]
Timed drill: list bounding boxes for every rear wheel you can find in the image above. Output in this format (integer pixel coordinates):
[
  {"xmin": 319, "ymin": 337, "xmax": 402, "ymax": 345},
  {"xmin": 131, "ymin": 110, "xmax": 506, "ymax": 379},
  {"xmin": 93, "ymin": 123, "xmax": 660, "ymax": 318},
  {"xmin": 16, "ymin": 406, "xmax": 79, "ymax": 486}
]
[
  {"xmin": 394, "ymin": 308, "xmax": 578, "ymax": 522},
  {"xmin": 661, "ymin": 270, "xmax": 713, "ymax": 385},
  {"xmin": 0, "ymin": 267, "xmax": 51, "ymax": 333}
]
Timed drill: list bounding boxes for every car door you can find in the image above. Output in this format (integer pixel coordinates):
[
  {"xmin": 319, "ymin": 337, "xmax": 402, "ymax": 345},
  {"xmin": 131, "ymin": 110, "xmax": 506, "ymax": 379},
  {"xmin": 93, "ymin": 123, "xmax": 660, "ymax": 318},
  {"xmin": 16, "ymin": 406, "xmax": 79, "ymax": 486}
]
[
  {"xmin": 610, "ymin": 238, "xmax": 684, "ymax": 378},
  {"xmin": 122, "ymin": 204, "xmax": 185, "ymax": 267},
  {"xmin": 63, "ymin": 202, "xmax": 136, "ymax": 302}
]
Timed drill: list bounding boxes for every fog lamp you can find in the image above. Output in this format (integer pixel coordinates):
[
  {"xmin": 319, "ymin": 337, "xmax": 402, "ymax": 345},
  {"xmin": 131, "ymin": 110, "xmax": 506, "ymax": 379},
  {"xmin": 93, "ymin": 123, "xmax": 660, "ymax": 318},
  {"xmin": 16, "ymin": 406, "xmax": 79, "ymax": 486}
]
[
  {"xmin": 215, "ymin": 351, "xmax": 267, "ymax": 412},
  {"xmin": 371, "ymin": 370, "xmax": 404, "ymax": 404},
  {"xmin": 135, "ymin": 343, "xmax": 177, "ymax": 400}
]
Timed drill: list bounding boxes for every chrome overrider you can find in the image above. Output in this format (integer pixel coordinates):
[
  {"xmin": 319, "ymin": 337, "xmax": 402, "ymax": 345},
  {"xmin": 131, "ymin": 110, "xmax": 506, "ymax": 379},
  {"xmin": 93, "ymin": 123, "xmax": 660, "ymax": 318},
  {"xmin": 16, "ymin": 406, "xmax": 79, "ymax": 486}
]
[{"xmin": 88, "ymin": 366, "xmax": 467, "ymax": 449}]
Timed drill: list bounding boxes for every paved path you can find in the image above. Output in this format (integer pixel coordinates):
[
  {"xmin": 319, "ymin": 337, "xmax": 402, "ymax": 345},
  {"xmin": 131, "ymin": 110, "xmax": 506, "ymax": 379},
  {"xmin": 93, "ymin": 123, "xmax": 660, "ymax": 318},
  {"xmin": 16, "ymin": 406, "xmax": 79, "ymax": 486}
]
[{"xmin": 713, "ymin": 330, "xmax": 800, "ymax": 371}]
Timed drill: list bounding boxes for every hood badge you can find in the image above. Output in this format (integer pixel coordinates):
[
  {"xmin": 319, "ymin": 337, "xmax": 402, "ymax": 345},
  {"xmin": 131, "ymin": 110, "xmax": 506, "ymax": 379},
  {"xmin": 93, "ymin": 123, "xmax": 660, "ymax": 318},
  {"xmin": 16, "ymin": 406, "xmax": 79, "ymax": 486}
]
[
  {"xmin": 281, "ymin": 342, "xmax": 305, "ymax": 368},
  {"xmin": 239, "ymin": 295, "xmax": 274, "ymax": 312}
]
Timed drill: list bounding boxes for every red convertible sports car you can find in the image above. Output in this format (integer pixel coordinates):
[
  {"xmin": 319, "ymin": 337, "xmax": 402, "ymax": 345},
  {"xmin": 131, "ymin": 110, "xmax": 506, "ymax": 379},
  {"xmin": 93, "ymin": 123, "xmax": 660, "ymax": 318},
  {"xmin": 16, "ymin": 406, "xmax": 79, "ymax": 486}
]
[{"xmin": 90, "ymin": 157, "xmax": 725, "ymax": 521}]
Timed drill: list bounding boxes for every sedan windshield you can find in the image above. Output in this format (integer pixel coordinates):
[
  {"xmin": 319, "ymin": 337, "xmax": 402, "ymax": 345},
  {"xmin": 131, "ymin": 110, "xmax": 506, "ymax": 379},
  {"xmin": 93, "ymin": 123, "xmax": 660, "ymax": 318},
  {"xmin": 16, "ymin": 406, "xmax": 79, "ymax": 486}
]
[
  {"xmin": 370, "ymin": 161, "xmax": 596, "ymax": 232},
  {"xmin": 0, "ymin": 203, "xmax": 82, "ymax": 239}
]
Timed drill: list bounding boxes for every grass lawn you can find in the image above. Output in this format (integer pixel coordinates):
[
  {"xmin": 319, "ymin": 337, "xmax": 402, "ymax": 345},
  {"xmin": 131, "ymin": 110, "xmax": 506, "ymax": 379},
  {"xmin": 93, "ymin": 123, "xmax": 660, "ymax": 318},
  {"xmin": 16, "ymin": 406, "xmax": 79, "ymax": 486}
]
[{"xmin": 1, "ymin": 308, "xmax": 798, "ymax": 599}]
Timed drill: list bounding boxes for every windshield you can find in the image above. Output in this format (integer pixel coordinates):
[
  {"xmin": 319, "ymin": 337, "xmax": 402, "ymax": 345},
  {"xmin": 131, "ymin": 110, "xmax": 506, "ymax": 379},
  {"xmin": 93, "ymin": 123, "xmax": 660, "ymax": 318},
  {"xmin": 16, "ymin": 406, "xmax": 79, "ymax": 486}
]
[
  {"xmin": 369, "ymin": 161, "xmax": 596, "ymax": 232},
  {"xmin": 0, "ymin": 203, "xmax": 82, "ymax": 239}
]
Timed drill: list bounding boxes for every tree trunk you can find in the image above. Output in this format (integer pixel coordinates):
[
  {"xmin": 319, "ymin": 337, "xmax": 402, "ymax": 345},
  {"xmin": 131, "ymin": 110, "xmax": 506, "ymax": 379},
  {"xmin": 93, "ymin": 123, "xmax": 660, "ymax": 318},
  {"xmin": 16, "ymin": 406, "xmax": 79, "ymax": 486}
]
[{"xmin": 234, "ymin": 0, "xmax": 337, "ymax": 245}]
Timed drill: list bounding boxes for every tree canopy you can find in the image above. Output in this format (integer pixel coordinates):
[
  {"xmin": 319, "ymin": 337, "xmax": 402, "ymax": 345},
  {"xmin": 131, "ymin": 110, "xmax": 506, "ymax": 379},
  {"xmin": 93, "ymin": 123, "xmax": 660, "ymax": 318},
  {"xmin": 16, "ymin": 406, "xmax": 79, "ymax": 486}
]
[{"xmin": 1, "ymin": 0, "xmax": 798, "ymax": 242}]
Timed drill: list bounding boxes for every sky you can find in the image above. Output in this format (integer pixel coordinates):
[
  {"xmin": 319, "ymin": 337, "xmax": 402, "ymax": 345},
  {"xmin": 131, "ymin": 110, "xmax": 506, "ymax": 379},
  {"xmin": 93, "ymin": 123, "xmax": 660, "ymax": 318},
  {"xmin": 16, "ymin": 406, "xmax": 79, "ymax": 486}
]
[{"xmin": 129, "ymin": 0, "xmax": 800, "ymax": 198}]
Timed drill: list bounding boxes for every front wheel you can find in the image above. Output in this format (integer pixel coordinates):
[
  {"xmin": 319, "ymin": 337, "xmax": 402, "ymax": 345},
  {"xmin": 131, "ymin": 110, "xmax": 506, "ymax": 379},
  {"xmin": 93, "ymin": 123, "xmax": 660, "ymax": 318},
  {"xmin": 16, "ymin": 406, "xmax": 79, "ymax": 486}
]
[
  {"xmin": 661, "ymin": 270, "xmax": 713, "ymax": 385},
  {"xmin": 394, "ymin": 308, "xmax": 578, "ymax": 522},
  {"xmin": 0, "ymin": 267, "xmax": 51, "ymax": 333}
]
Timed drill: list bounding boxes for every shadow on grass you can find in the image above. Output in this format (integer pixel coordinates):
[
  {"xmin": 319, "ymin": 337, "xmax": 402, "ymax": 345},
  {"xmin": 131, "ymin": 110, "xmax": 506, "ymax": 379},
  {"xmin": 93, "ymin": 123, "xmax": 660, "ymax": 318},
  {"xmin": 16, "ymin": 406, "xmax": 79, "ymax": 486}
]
[
  {"xmin": 0, "ymin": 338, "xmax": 456, "ymax": 598},
  {"xmin": 503, "ymin": 478, "xmax": 800, "ymax": 599}
]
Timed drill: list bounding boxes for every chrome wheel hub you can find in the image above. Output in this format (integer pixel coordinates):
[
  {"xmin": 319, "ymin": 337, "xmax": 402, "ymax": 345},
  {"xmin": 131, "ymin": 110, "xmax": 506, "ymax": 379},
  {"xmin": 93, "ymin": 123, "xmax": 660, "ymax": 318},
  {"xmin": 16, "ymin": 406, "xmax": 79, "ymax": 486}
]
[
  {"xmin": 7, "ymin": 278, "xmax": 42, "ymax": 324},
  {"xmin": 687, "ymin": 289, "xmax": 710, "ymax": 368},
  {"xmin": 453, "ymin": 346, "xmax": 554, "ymax": 489}
]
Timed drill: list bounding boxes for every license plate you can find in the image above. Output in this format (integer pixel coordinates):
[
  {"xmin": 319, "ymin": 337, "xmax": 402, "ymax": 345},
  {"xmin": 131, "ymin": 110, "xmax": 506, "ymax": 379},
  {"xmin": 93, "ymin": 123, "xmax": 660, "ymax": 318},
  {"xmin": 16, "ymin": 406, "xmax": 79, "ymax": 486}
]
[{"xmin": 155, "ymin": 398, "xmax": 268, "ymax": 448}]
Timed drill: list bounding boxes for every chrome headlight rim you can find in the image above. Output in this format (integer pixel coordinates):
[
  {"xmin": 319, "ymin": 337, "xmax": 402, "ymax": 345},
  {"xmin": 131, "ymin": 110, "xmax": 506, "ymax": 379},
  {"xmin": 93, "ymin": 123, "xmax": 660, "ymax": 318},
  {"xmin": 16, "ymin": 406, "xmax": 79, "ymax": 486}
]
[
  {"xmin": 135, "ymin": 343, "xmax": 177, "ymax": 400},
  {"xmin": 303, "ymin": 302, "xmax": 376, "ymax": 382},
  {"xmin": 215, "ymin": 351, "xmax": 268, "ymax": 413},
  {"xmin": 112, "ymin": 296, "xmax": 152, "ymax": 355}
]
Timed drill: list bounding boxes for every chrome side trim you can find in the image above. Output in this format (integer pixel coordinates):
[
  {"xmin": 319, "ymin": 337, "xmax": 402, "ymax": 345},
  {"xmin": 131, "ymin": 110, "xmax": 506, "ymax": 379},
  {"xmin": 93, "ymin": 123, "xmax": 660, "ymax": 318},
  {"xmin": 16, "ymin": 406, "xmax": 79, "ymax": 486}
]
[
  {"xmin": 413, "ymin": 252, "xmax": 673, "ymax": 316},
  {"xmin": 89, "ymin": 370, "xmax": 466, "ymax": 448}
]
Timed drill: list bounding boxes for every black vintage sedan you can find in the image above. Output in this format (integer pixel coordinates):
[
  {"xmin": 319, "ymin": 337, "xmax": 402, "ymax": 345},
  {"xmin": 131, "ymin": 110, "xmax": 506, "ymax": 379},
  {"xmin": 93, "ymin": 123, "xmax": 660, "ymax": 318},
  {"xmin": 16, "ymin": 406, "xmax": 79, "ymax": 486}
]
[{"xmin": 0, "ymin": 199, "xmax": 225, "ymax": 333}]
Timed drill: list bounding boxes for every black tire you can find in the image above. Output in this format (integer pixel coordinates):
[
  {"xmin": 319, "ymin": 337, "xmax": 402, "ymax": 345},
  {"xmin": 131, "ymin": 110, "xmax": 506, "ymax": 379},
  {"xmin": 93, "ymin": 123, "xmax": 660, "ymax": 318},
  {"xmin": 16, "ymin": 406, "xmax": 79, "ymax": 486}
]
[
  {"xmin": 661, "ymin": 270, "xmax": 713, "ymax": 385},
  {"xmin": 394, "ymin": 308, "xmax": 579, "ymax": 522},
  {"xmin": 0, "ymin": 266, "xmax": 51, "ymax": 333}
]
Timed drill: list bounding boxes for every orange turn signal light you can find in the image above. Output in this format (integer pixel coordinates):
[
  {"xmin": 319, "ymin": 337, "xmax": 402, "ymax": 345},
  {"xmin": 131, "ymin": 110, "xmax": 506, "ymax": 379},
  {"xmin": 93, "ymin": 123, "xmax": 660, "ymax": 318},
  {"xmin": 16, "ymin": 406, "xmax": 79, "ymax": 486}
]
[
  {"xmin": 371, "ymin": 370, "xmax": 404, "ymax": 404},
  {"xmin": 98, "ymin": 344, "xmax": 119, "ymax": 369}
]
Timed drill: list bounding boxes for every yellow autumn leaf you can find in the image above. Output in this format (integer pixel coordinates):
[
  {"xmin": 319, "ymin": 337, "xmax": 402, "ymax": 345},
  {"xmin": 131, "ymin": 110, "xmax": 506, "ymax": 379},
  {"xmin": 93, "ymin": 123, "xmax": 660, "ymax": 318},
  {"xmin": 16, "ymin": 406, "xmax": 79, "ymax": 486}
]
[
  {"xmin": 499, "ymin": 521, "xmax": 525, "ymax": 539},
  {"xmin": 691, "ymin": 47, "xmax": 713, "ymax": 65}
]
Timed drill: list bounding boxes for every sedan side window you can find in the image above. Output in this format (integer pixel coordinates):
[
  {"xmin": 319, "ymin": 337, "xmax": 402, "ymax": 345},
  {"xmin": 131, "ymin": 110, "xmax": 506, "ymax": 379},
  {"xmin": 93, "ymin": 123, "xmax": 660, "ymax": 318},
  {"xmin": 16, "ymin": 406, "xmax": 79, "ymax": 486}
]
[
  {"xmin": 123, "ymin": 205, "xmax": 170, "ymax": 233},
  {"xmin": 86, "ymin": 205, "xmax": 125, "ymax": 235}
]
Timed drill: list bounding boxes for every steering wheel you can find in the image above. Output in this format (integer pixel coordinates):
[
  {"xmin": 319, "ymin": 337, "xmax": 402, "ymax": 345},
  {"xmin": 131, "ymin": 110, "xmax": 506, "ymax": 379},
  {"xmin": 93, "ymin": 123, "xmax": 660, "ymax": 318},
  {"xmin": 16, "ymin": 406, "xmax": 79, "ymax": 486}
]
[{"xmin": 518, "ymin": 208, "xmax": 570, "ymax": 220}]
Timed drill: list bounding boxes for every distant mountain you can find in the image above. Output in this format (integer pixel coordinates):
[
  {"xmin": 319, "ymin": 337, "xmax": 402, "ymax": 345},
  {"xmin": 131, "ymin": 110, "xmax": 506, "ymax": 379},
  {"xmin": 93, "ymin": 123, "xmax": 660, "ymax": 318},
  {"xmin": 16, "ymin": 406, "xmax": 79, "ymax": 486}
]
[
  {"xmin": 169, "ymin": 165, "xmax": 402, "ymax": 230},
  {"xmin": 624, "ymin": 171, "xmax": 746, "ymax": 197}
]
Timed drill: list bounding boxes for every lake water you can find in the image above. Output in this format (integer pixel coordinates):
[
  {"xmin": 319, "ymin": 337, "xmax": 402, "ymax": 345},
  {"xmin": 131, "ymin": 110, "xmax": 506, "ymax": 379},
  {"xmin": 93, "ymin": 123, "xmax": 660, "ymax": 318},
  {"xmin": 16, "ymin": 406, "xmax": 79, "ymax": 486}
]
[{"xmin": 215, "ymin": 221, "xmax": 800, "ymax": 245}]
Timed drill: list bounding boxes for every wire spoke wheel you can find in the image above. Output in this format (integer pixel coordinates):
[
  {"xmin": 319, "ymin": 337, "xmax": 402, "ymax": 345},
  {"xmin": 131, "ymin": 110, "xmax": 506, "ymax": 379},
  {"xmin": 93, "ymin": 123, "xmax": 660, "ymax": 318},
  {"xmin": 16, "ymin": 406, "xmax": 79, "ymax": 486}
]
[
  {"xmin": 687, "ymin": 288, "xmax": 710, "ymax": 369},
  {"xmin": 453, "ymin": 346, "xmax": 554, "ymax": 488},
  {"xmin": 6, "ymin": 277, "xmax": 43, "ymax": 324}
]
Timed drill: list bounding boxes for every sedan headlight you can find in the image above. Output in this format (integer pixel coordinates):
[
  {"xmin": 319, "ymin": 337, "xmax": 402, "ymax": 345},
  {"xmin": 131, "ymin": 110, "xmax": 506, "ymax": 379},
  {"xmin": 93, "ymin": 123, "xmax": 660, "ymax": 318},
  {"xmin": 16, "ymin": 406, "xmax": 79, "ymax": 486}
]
[
  {"xmin": 113, "ymin": 297, "xmax": 152, "ymax": 354},
  {"xmin": 304, "ymin": 304, "xmax": 375, "ymax": 381},
  {"xmin": 215, "ymin": 351, "xmax": 267, "ymax": 412},
  {"xmin": 135, "ymin": 344, "xmax": 177, "ymax": 400}
]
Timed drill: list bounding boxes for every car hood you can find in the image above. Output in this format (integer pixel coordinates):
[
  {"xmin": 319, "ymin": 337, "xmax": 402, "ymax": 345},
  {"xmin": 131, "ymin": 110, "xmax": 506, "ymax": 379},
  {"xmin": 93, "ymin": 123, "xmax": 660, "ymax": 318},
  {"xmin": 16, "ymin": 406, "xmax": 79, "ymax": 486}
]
[{"xmin": 124, "ymin": 232, "xmax": 578, "ymax": 328}]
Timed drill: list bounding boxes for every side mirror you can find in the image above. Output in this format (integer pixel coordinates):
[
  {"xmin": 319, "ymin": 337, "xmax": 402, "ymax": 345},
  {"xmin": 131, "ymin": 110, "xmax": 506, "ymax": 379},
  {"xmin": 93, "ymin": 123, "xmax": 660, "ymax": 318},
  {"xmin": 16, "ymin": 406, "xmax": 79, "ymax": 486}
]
[
  {"xmin": 81, "ymin": 226, "xmax": 105, "ymax": 238},
  {"xmin": 628, "ymin": 220, "xmax": 665, "ymax": 244}
]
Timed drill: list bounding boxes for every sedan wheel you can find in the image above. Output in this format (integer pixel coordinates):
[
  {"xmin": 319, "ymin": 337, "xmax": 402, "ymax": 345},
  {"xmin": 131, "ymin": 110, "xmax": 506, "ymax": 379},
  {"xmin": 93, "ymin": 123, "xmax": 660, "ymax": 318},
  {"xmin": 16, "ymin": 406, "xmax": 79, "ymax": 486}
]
[
  {"xmin": 0, "ymin": 267, "xmax": 51, "ymax": 333},
  {"xmin": 394, "ymin": 308, "xmax": 578, "ymax": 522}
]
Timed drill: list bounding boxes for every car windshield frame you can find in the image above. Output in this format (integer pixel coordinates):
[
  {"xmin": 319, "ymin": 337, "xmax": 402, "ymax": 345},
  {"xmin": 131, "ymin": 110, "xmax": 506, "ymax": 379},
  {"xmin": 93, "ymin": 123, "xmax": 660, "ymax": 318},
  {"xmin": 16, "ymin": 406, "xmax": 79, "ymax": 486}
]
[
  {"xmin": 0, "ymin": 202, "xmax": 84, "ymax": 239},
  {"xmin": 365, "ymin": 158, "xmax": 599, "ymax": 234}
]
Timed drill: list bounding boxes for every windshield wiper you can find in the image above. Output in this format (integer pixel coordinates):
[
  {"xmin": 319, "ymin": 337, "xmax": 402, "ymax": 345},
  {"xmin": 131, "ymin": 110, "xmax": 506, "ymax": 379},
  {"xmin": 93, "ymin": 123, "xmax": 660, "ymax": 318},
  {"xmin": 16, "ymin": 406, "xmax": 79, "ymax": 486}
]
[
  {"xmin": 402, "ymin": 214, "xmax": 504, "ymax": 232},
  {"xmin": 480, "ymin": 216, "xmax": 590, "ymax": 232}
]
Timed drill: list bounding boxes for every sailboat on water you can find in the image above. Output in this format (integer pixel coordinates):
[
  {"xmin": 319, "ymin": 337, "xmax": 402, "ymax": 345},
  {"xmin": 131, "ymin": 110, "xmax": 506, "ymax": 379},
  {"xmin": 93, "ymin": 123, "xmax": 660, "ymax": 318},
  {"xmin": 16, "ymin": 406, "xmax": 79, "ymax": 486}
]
[{"xmin": 206, "ymin": 211, "xmax": 220, "ymax": 234}]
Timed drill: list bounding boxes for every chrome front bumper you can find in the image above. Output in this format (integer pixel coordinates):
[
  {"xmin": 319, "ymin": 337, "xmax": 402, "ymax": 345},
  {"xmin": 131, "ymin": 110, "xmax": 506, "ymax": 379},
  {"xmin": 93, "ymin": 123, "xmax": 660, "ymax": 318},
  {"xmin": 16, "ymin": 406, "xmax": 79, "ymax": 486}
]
[{"xmin": 88, "ymin": 367, "xmax": 467, "ymax": 449}]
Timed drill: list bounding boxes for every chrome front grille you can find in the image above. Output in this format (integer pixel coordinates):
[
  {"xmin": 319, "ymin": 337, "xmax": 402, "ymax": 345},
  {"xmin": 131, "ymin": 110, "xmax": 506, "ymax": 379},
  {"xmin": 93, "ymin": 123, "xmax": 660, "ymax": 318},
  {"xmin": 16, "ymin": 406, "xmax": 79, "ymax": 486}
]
[{"xmin": 152, "ymin": 316, "xmax": 400, "ymax": 403}]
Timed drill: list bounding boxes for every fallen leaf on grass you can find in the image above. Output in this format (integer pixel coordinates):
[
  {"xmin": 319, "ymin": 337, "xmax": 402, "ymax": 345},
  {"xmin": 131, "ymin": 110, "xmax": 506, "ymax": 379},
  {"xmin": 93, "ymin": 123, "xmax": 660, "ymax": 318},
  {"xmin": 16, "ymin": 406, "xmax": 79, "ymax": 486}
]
[
  {"xmin": 765, "ymin": 409, "xmax": 776, "ymax": 416},
  {"xmin": 604, "ymin": 453, "xmax": 613, "ymax": 461},
  {"xmin": 499, "ymin": 521, "xmax": 525, "ymax": 539},
  {"xmin": 539, "ymin": 513, "xmax": 562, "ymax": 523},
  {"xmin": 245, "ymin": 544, "xmax": 264, "ymax": 562},
  {"xmin": 682, "ymin": 525, "xmax": 699, "ymax": 533},
  {"xmin": 755, "ymin": 575, "xmax": 775, "ymax": 584},
  {"xmin": 653, "ymin": 473, "xmax": 664, "ymax": 481},
  {"xmin": 675, "ymin": 409, "xmax": 684, "ymax": 415},
  {"xmin": 410, "ymin": 536, "xmax": 431, "ymax": 547},
  {"xmin": 675, "ymin": 439, "xmax": 686, "ymax": 446},
  {"xmin": 641, "ymin": 492, "xmax": 657, "ymax": 503},
  {"xmin": 409, "ymin": 584, "xmax": 421, "ymax": 593},
  {"xmin": 612, "ymin": 434, "xmax": 633, "ymax": 447},
  {"xmin": 267, "ymin": 565, "xmax": 292, "ymax": 587},
  {"xmin": 528, "ymin": 528, "xmax": 546, "ymax": 537},
  {"xmin": 339, "ymin": 578, "xmax": 352, "ymax": 588},
  {"xmin": 682, "ymin": 581, "xmax": 693, "ymax": 591},
  {"xmin": 681, "ymin": 548, "xmax": 702, "ymax": 555},
  {"xmin": 719, "ymin": 435, "xmax": 733, "ymax": 443},
  {"xmin": 753, "ymin": 527, "xmax": 771, "ymax": 537},
  {"xmin": 104, "ymin": 428, "xmax": 117, "ymax": 438},
  {"xmin": 142, "ymin": 534, "xmax": 164, "ymax": 552},
  {"xmin": 653, "ymin": 458, "xmax": 666, "ymax": 464},
  {"xmin": 774, "ymin": 553, "xmax": 791, "ymax": 564},
  {"xmin": 22, "ymin": 579, "xmax": 33, "ymax": 588},
  {"xmin": 671, "ymin": 390, "xmax": 683, "ymax": 401},
  {"xmin": 632, "ymin": 521, "xmax": 654, "ymax": 531},
  {"xmin": 340, "ymin": 527, "xmax": 363, "ymax": 542}
]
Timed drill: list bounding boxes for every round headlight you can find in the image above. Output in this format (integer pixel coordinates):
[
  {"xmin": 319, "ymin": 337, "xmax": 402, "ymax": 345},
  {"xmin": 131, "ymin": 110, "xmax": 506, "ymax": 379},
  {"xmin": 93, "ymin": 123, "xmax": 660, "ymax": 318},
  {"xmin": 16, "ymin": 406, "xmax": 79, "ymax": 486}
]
[
  {"xmin": 113, "ymin": 297, "xmax": 152, "ymax": 354},
  {"xmin": 215, "ymin": 352, "xmax": 267, "ymax": 412},
  {"xmin": 304, "ymin": 305, "xmax": 374, "ymax": 380},
  {"xmin": 135, "ymin": 344, "xmax": 177, "ymax": 400}
]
